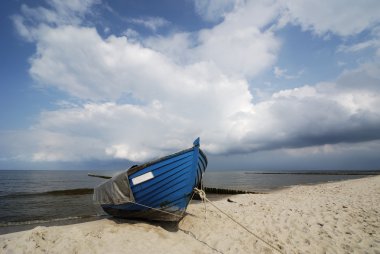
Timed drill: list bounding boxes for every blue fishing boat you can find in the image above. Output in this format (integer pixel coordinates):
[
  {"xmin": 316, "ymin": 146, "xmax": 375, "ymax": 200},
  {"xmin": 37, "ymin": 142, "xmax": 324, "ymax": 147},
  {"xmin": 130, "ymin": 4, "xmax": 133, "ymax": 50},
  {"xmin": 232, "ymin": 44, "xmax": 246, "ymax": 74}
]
[{"xmin": 92, "ymin": 138, "xmax": 208, "ymax": 221}]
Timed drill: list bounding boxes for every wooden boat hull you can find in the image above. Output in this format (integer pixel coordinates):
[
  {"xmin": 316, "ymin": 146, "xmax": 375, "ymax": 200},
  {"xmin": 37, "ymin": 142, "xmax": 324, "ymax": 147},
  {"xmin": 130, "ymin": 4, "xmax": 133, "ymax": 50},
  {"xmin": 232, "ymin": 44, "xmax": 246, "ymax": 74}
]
[{"xmin": 98, "ymin": 138, "xmax": 208, "ymax": 221}]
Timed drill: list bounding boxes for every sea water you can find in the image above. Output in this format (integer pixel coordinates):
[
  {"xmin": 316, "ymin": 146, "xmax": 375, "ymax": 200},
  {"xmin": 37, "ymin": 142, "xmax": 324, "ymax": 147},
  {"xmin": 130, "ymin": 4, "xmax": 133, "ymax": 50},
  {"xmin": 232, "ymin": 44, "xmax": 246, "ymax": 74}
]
[
  {"xmin": 0, "ymin": 170, "xmax": 114, "ymax": 233},
  {"xmin": 0, "ymin": 169, "xmax": 375, "ymax": 233}
]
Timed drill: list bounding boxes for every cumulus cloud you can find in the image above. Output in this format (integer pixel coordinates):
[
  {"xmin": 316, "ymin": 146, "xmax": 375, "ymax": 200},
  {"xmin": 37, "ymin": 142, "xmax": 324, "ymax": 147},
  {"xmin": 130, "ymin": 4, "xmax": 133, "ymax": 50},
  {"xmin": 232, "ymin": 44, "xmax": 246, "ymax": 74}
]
[
  {"xmin": 262, "ymin": 66, "xmax": 380, "ymax": 148},
  {"xmin": 12, "ymin": 2, "xmax": 256, "ymax": 161},
  {"xmin": 7, "ymin": 0, "xmax": 380, "ymax": 165},
  {"xmin": 146, "ymin": 0, "xmax": 281, "ymax": 79},
  {"xmin": 195, "ymin": 23, "xmax": 279, "ymax": 79}
]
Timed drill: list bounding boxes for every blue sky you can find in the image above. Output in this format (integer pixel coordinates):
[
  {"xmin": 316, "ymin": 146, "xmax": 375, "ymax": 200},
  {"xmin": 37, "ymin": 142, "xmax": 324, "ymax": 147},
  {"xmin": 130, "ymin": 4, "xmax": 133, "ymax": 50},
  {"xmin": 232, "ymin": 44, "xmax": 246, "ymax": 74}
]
[{"xmin": 1, "ymin": 0, "xmax": 380, "ymax": 170}]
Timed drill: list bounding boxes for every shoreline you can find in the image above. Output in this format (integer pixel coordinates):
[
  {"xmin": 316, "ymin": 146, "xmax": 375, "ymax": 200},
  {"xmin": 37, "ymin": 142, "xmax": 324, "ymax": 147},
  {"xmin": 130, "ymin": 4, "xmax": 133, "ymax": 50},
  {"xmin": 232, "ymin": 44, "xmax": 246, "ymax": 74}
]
[
  {"xmin": 244, "ymin": 170, "xmax": 380, "ymax": 175},
  {"xmin": 0, "ymin": 216, "xmax": 102, "ymax": 236},
  {"xmin": 1, "ymin": 175, "xmax": 379, "ymax": 253}
]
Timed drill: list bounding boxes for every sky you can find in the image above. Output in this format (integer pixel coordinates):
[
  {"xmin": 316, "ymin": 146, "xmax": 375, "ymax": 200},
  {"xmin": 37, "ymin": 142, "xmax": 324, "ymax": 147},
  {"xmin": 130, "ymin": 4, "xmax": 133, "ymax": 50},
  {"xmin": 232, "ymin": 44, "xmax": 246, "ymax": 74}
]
[{"xmin": 1, "ymin": 0, "xmax": 380, "ymax": 171}]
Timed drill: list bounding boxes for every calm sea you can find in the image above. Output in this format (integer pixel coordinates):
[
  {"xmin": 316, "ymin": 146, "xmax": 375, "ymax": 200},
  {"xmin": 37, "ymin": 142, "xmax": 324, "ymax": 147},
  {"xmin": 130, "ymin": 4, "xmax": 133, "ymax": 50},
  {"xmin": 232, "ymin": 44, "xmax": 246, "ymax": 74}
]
[{"xmin": 0, "ymin": 169, "xmax": 376, "ymax": 234}]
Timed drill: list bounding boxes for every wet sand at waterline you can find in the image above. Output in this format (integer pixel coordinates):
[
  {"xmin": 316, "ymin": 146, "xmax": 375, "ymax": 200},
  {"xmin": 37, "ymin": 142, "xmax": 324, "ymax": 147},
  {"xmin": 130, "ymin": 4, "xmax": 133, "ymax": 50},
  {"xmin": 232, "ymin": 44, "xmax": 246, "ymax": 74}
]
[{"xmin": 1, "ymin": 176, "xmax": 379, "ymax": 253}]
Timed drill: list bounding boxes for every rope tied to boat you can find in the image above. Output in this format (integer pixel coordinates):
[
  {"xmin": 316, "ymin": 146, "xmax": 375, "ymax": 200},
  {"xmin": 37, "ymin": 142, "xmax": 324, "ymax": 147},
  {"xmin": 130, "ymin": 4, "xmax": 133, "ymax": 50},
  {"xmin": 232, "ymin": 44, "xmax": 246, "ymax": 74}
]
[
  {"xmin": 197, "ymin": 178, "xmax": 208, "ymax": 221},
  {"xmin": 193, "ymin": 187, "xmax": 283, "ymax": 254},
  {"xmin": 196, "ymin": 188, "xmax": 207, "ymax": 200},
  {"xmin": 126, "ymin": 200, "xmax": 184, "ymax": 219}
]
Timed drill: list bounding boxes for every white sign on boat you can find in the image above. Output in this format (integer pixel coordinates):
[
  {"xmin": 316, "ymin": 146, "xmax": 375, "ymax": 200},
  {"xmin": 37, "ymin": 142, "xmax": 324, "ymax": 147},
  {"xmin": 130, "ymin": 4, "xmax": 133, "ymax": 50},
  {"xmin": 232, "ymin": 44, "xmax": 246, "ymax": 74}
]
[{"xmin": 132, "ymin": 172, "xmax": 154, "ymax": 185}]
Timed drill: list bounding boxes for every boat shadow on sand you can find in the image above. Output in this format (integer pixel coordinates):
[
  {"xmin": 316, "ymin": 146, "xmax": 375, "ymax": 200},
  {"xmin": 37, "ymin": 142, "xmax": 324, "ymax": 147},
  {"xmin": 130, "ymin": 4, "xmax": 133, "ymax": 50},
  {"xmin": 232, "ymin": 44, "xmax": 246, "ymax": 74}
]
[
  {"xmin": 107, "ymin": 188, "xmax": 265, "ymax": 233},
  {"xmin": 108, "ymin": 216, "xmax": 181, "ymax": 232}
]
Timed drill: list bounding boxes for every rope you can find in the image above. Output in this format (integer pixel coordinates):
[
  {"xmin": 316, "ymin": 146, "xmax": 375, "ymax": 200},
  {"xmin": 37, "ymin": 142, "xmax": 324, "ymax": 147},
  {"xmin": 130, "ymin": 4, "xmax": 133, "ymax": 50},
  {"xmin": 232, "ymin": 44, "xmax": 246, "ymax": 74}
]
[
  {"xmin": 125, "ymin": 187, "xmax": 202, "ymax": 219},
  {"xmin": 127, "ymin": 196, "xmax": 225, "ymax": 253},
  {"xmin": 106, "ymin": 182, "xmax": 283, "ymax": 253},
  {"xmin": 193, "ymin": 188, "xmax": 283, "ymax": 254},
  {"xmin": 199, "ymin": 173, "xmax": 207, "ymax": 220},
  {"xmin": 126, "ymin": 200, "xmax": 184, "ymax": 219},
  {"xmin": 179, "ymin": 228, "xmax": 224, "ymax": 254}
]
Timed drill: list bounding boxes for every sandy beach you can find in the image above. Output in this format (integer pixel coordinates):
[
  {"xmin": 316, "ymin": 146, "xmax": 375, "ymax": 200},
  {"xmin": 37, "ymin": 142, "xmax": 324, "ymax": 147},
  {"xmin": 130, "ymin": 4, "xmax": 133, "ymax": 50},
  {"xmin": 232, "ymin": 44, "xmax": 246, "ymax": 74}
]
[{"xmin": 1, "ymin": 176, "xmax": 379, "ymax": 254}]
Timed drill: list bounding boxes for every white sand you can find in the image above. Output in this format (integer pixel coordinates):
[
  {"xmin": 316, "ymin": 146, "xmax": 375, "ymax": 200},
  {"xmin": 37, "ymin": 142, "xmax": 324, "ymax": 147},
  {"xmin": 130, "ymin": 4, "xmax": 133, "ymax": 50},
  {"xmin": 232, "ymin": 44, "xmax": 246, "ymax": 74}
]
[{"xmin": 1, "ymin": 176, "xmax": 379, "ymax": 254}]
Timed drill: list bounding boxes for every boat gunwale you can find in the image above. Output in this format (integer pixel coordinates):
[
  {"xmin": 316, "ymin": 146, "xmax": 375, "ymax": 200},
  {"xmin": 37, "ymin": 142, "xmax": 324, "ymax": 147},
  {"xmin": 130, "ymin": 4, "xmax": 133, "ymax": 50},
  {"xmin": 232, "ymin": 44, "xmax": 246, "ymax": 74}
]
[{"xmin": 127, "ymin": 147, "xmax": 195, "ymax": 176}]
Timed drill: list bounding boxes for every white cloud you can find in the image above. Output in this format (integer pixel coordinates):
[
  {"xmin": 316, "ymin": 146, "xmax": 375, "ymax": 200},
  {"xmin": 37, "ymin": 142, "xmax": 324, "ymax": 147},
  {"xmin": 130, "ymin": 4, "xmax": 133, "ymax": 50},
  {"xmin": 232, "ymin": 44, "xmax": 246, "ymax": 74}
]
[
  {"xmin": 122, "ymin": 28, "xmax": 139, "ymax": 40},
  {"xmin": 194, "ymin": 0, "xmax": 237, "ymax": 22},
  {"xmin": 25, "ymin": 58, "xmax": 380, "ymax": 162},
  {"xmin": 338, "ymin": 40, "xmax": 379, "ymax": 53},
  {"xmin": 129, "ymin": 17, "xmax": 170, "ymax": 32},
  {"xmin": 12, "ymin": 0, "xmax": 99, "ymax": 41},
  {"xmin": 274, "ymin": 66, "xmax": 303, "ymax": 79},
  {"xmin": 337, "ymin": 25, "xmax": 380, "ymax": 57},
  {"xmin": 244, "ymin": 63, "xmax": 380, "ymax": 151},
  {"xmin": 144, "ymin": 32, "xmax": 193, "ymax": 65},
  {"xmin": 15, "ymin": 23, "xmax": 256, "ymax": 160},
  {"xmin": 6, "ymin": 0, "xmax": 380, "ymax": 165},
  {"xmin": 283, "ymin": 0, "xmax": 380, "ymax": 36},
  {"xmin": 146, "ymin": 0, "xmax": 282, "ymax": 79},
  {"xmin": 195, "ymin": 24, "xmax": 279, "ymax": 79}
]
